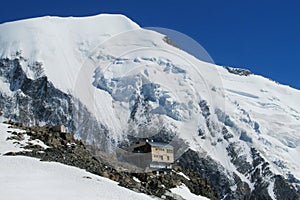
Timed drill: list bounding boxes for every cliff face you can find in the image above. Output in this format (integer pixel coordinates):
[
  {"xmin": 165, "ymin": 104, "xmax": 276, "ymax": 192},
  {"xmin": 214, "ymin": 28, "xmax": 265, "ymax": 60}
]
[{"xmin": 0, "ymin": 56, "xmax": 112, "ymax": 151}]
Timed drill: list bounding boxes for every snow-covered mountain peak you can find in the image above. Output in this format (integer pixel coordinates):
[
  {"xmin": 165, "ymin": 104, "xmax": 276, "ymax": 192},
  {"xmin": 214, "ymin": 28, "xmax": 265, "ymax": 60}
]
[
  {"xmin": 0, "ymin": 13, "xmax": 140, "ymax": 33},
  {"xmin": 0, "ymin": 14, "xmax": 140, "ymax": 90},
  {"xmin": 0, "ymin": 14, "xmax": 300, "ymax": 199}
]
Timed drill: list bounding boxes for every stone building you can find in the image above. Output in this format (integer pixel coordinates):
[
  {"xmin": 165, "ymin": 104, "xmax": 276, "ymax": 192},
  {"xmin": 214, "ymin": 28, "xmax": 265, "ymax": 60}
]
[
  {"xmin": 118, "ymin": 141, "xmax": 174, "ymax": 171},
  {"xmin": 52, "ymin": 125, "xmax": 67, "ymax": 133}
]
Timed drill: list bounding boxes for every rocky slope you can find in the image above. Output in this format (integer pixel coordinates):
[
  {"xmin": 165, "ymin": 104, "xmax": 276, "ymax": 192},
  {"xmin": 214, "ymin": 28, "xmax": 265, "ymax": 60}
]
[{"xmin": 3, "ymin": 121, "xmax": 217, "ymax": 200}]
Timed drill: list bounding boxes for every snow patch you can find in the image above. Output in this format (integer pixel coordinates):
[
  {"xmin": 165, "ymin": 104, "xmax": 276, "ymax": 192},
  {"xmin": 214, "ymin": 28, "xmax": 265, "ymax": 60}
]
[
  {"xmin": 177, "ymin": 172, "xmax": 190, "ymax": 180},
  {"xmin": 170, "ymin": 184, "xmax": 210, "ymax": 200}
]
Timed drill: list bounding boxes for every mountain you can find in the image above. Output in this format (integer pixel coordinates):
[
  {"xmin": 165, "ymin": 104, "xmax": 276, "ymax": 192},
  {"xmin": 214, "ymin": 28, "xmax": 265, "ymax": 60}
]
[{"xmin": 0, "ymin": 14, "xmax": 299, "ymax": 199}]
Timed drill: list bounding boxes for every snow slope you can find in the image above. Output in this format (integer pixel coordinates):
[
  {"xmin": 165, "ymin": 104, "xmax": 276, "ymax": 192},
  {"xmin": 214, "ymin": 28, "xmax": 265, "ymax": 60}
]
[
  {"xmin": 0, "ymin": 156, "xmax": 154, "ymax": 200},
  {"xmin": 0, "ymin": 123, "xmax": 154, "ymax": 200}
]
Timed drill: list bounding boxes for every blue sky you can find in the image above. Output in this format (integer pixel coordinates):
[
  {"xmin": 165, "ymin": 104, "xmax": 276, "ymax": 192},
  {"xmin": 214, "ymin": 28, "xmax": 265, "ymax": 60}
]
[{"xmin": 1, "ymin": 0, "xmax": 299, "ymax": 89}]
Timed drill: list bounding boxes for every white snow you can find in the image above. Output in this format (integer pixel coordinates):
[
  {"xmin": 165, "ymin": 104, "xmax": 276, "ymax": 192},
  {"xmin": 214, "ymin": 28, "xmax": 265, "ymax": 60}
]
[
  {"xmin": 0, "ymin": 123, "xmax": 26, "ymax": 154},
  {"xmin": 27, "ymin": 138, "xmax": 49, "ymax": 149},
  {"xmin": 170, "ymin": 184, "xmax": 210, "ymax": 200},
  {"xmin": 0, "ymin": 156, "xmax": 154, "ymax": 200},
  {"xmin": 133, "ymin": 176, "xmax": 141, "ymax": 183},
  {"xmin": 267, "ymin": 180, "xmax": 276, "ymax": 200},
  {"xmin": 177, "ymin": 172, "xmax": 190, "ymax": 180}
]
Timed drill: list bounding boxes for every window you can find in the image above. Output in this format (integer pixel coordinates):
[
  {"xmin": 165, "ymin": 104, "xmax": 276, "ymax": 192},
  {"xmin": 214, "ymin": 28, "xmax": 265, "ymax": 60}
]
[
  {"xmin": 167, "ymin": 156, "xmax": 170, "ymax": 160},
  {"xmin": 159, "ymin": 155, "xmax": 163, "ymax": 160},
  {"xmin": 167, "ymin": 149, "xmax": 173, "ymax": 153},
  {"xmin": 154, "ymin": 147, "xmax": 166, "ymax": 151}
]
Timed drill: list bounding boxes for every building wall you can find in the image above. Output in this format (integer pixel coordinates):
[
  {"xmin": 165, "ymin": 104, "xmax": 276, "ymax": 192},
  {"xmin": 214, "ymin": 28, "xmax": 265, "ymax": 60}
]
[
  {"xmin": 117, "ymin": 148, "xmax": 152, "ymax": 169},
  {"xmin": 53, "ymin": 125, "xmax": 66, "ymax": 133},
  {"xmin": 151, "ymin": 146, "xmax": 174, "ymax": 163}
]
